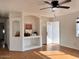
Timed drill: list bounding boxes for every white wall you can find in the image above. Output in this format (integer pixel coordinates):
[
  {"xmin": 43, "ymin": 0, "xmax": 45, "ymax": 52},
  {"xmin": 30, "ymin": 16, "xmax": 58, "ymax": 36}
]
[
  {"xmin": 52, "ymin": 11, "xmax": 79, "ymax": 50},
  {"xmin": 9, "ymin": 12, "xmax": 23, "ymax": 51},
  {"xmin": 5, "ymin": 19, "xmax": 9, "ymax": 48}
]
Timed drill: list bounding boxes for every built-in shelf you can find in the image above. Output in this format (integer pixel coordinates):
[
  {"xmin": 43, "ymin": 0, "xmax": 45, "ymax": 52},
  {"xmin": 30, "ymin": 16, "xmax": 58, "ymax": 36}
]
[
  {"xmin": 9, "ymin": 12, "xmax": 42, "ymax": 51},
  {"xmin": 23, "ymin": 36, "xmax": 41, "ymax": 51},
  {"xmin": 24, "ymin": 36, "xmax": 40, "ymax": 38}
]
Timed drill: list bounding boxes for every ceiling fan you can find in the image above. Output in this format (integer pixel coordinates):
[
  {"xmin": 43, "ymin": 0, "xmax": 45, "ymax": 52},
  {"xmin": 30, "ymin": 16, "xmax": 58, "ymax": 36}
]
[{"xmin": 40, "ymin": 0, "xmax": 71, "ymax": 10}]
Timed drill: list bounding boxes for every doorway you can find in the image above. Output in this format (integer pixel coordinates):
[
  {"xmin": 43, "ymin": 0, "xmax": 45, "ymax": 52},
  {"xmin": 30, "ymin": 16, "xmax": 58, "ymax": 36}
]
[
  {"xmin": 0, "ymin": 16, "xmax": 9, "ymax": 48},
  {"xmin": 47, "ymin": 21, "xmax": 60, "ymax": 44},
  {"xmin": 0, "ymin": 23, "xmax": 5, "ymax": 48}
]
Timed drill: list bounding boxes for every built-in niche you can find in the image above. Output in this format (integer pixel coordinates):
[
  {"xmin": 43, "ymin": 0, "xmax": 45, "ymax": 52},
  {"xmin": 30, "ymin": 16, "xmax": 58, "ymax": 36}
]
[
  {"xmin": 12, "ymin": 20, "xmax": 20, "ymax": 37},
  {"xmin": 24, "ymin": 15, "xmax": 40, "ymax": 37}
]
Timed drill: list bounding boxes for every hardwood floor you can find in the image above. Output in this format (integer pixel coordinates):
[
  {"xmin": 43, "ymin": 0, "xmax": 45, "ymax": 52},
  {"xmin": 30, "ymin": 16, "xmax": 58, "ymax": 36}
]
[{"xmin": 0, "ymin": 44, "xmax": 79, "ymax": 59}]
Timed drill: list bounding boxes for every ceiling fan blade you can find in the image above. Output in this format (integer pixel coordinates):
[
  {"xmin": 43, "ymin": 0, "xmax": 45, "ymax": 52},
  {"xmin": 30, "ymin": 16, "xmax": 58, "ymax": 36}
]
[
  {"xmin": 40, "ymin": 7, "xmax": 52, "ymax": 10},
  {"xmin": 60, "ymin": 0, "xmax": 71, "ymax": 4},
  {"xmin": 58, "ymin": 6, "xmax": 70, "ymax": 9},
  {"xmin": 43, "ymin": 1, "xmax": 51, "ymax": 5}
]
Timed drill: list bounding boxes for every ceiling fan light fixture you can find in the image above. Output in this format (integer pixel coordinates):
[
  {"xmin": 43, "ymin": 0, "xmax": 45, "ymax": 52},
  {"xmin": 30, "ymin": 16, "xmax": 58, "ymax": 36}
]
[{"xmin": 52, "ymin": 8, "xmax": 57, "ymax": 10}]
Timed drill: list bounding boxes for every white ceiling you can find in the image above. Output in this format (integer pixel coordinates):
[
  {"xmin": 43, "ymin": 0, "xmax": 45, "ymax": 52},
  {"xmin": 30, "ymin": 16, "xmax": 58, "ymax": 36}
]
[{"xmin": 0, "ymin": 0, "xmax": 79, "ymax": 17}]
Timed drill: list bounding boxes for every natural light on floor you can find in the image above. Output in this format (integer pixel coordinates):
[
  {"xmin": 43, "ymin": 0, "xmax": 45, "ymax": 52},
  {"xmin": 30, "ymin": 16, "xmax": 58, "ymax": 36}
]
[{"xmin": 34, "ymin": 51, "xmax": 79, "ymax": 59}]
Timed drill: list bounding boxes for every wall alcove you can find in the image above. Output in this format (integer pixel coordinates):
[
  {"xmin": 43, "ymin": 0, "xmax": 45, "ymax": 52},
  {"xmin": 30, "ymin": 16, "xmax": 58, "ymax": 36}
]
[
  {"xmin": 22, "ymin": 15, "xmax": 42, "ymax": 51},
  {"xmin": 23, "ymin": 15, "xmax": 40, "ymax": 37}
]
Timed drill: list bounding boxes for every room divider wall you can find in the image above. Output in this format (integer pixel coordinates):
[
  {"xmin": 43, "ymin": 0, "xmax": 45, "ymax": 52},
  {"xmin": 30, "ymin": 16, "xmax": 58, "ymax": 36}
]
[{"xmin": 9, "ymin": 12, "xmax": 42, "ymax": 51}]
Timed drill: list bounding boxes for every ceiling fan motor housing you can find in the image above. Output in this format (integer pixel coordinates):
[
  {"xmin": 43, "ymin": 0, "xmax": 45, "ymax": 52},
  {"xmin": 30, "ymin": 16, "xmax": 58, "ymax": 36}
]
[{"xmin": 51, "ymin": 1, "xmax": 59, "ymax": 7}]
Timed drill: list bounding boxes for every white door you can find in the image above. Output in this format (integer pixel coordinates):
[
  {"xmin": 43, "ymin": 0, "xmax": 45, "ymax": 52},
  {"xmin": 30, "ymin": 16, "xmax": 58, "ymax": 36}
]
[{"xmin": 47, "ymin": 21, "xmax": 60, "ymax": 44}]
